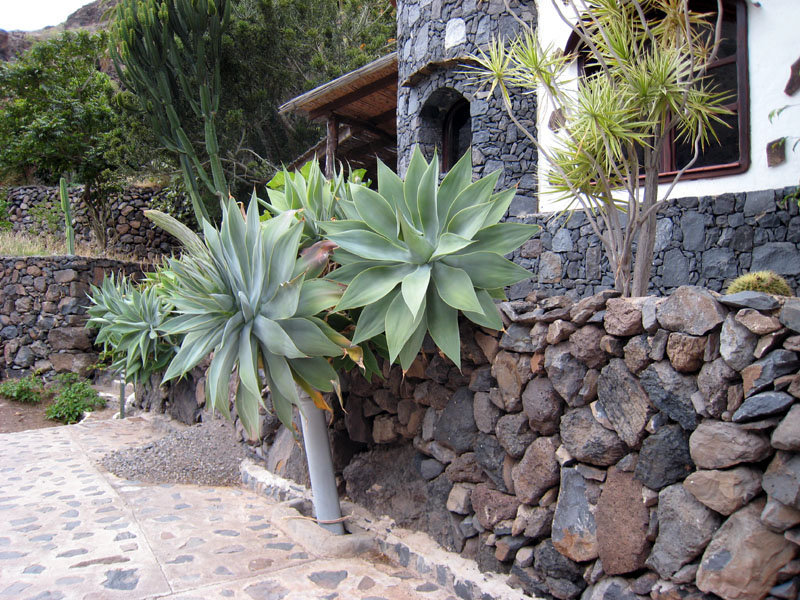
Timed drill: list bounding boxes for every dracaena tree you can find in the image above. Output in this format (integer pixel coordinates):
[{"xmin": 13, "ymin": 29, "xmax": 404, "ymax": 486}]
[
  {"xmin": 468, "ymin": 0, "xmax": 731, "ymax": 296},
  {"xmin": 322, "ymin": 147, "xmax": 540, "ymax": 370}
]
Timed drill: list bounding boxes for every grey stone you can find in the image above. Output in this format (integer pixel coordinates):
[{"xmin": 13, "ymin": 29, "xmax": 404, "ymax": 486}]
[
  {"xmin": 544, "ymin": 343, "xmax": 587, "ymax": 407},
  {"xmin": 752, "ymin": 243, "xmax": 800, "ymax": 275},
  {"xmin": 533, "ymin": 539, "xmax": 585, "ymax": 586},
  {"xmin": 597, "ymin": 359, "xmax": 655, "ymax": 447},
  {"xmin": 551, "ymin": 468, "xmax": 598, "ymax": 562},
  {"xmin": 474, "ymin": 433, "xmax": 508, "ymax": 492},
  {"xmin": 433, "ymin": 387, "xmax": 477, "ymax": 453},
  {"xmin": 720, "ymin": 312, "xmax": 759, "ymax": 371},
  {"xmin": 779, "ymin": 298, "xmax": 800, "ymax": 333},
  {"xmin": 741, "ymin": 349, "xmax": 800, "ymax": 397},
  {"xmin": 640, "ymin": 361, "xmax": 699, "ymax": 431},
  {"xmin": 495, "ymin": 413, "xmax": 535, "ymax": 459},
  {"xmin": 539, "ymin": 251, "xmax": 562, "ymax": 283},
  {"xmin": 661, "ymin": 249, "xmax": 691, "ymax": 288},
  {"xmin": 697, "ymin": 501, "xmax": 797, "ymax": 600},
  {"xmin": 560, "ymin": 407, "xmax": 626, "ymax": 467},
  {"xmin": 102, "ymin": 568, "xmax": 140, "ymax": 591},
  {"xmin": 733, "ymin": 391, "xmax": 794, "ymax": 423},
  {"xmin": 761, "ymin": 496, "xmax": 800, "ymax": 532},
  {"xmin": 656, "ymin": 286, "xmax": 726, "ymax": 335},
  {"xmin": 645, "ymin": 484, "xmax": 721, "ymax": 578},
  {"xmin": 308, "ymin": 570, "xmax": 348, "ymax": 589},
  {"xmin": 697, "ymin": 357, "xmax": 739, "ymax": 419},
  {"xmin": 635, "ymin": 424, "xmax": 694, "ymax": 490},
  {"xmin": 443, "ymin": 17, "xmax": 466, "ymax": 48},
  {"xmin": 522, "ymin": 377, "xmax": 563, "ymax": 436},
  {"xmin": 499, "ymin": 323, "xmax": 536, "ymax": 353},
  {"xmin": 583, "ymin": 578, "xmax": 639, "ymax": 600},
  {"xmin": 681, "ymin": 212, "xmax": 706, "ymax": 251},
  {"xmin": 763, "ymin": 452, "xmax": 800, "ymax": 509},
  {"xmin": 473, "ymin": 391, "xmax": 501, "ymax": 434},
  {"xmin": 720, "ymin": 291, "xmax": 781, "ymax": 311},
  {"xmin": 744, "ymin": 189, "xmax": 776, "ymax": 216},
  {"xmin": 703, "ymin": 248, "xmax": 737, "ymax": 280}
]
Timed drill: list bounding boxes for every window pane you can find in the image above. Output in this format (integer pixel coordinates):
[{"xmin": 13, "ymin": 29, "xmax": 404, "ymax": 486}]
[
  {"xmin": 674, "ymin": 112, "xmax": 740, "ymax": 169},
  {"xmin": 707, "ymin": 61, "xmax": 738, "ymax": 99}
]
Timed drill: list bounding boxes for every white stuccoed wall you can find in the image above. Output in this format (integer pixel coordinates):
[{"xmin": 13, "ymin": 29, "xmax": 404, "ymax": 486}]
[{"xmin": 533, "ymin": 0, "xmax": 800, "ymax": 212}]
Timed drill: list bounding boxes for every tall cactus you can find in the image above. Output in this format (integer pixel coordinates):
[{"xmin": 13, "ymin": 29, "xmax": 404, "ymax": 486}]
[
  {"xmin": 110, "ymin": 0, "xmax": 231, "ymax": 224},
  {"xmin": 59, "ymin": 177, "xmax": 75, "ymax": 255}
]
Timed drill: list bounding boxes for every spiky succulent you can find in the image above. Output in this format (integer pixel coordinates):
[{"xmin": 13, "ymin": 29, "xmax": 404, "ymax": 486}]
[
  {"xmin": 147, "ymin": 196, "xmax": 353, "ymax": 439},
  {"xmin": 322, "ymin": 147, "xmax": 540, "ymax": 369},
  {"xmin": 87, "ymin": 273, "xmax": 176, "ymax": 385},
  {"xmin": 726, "ymin": 271, "xmax": 794, "ymax": 296}
]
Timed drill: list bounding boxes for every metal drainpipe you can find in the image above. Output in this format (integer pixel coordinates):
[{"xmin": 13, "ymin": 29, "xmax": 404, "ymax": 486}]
[{"xmin": 297, "ymin": 394, "xmax": 345, "ymax": 535}]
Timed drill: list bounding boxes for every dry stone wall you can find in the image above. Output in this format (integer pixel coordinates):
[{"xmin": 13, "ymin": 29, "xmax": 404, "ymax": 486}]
[
  {"xmin": 235, "ymin": 286, "xmax": 800, "ymax": 600},
  {"xmin": 0, "ymin": 256, "xmax": 143, "ymax": 378},
  {"xmin": 4, "ymin": 185, "xmax": 181, "ymax": 260}
]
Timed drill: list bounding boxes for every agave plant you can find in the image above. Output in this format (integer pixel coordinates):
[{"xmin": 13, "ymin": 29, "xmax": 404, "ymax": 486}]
[
  {"xmin": 86, "ymin": 273, "xmax": 176, "ymax": 385},
  {"xmin": 146, "ymin": 195, "xmax": 352, "ymax": 440},
  {"xmin": 322, "ymin": 147, "xmax": 540, "ymax": 370}
]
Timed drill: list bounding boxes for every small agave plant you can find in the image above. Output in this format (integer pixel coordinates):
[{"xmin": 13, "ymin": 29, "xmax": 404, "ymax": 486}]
[
  {"xmin": 323, "ymin": 147, "xmax": 540, "ymax": 369},
  {"xmin": 147, "ymin": 195, "xmax": 355, "ymax": 533}
]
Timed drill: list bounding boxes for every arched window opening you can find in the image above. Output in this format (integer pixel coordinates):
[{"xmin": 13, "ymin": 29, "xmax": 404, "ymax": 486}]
[
  {"xmin": 443, "ymin": 98, "xmax": 471, "ymax": 172},
  {"xmin": 419, "ymin": 88, "xmax": 472, "ymax": 172}
]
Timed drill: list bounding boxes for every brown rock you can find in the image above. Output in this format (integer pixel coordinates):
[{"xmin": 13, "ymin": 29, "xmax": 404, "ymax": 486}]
[
  {"xmin": 472, "ymin": 483, "xmax": 521, "ymax": 529},
  {"xmin": 736, "ymin": 308, "xmax": 782, "ymax": 335},
  {"xmin": 569, "ymin": 325, "xmax": 607, "ymax": 369},
  {"xmin": 697, "ymin": 358, "xmax": 739, "ymax": 419},
  {"xmin": 544, "ymin": 343, "xmax": 588, "ymax": 407},
  {"xmin": 372, "ymin": 414, "xmax": 399, "ymax": 443},
  {"xmin": 412, "ymin": 380, "xmax": 450, "ymax": 409},
  {"xmin": 772, "ymin": 404, "xmax": 800, "ymax": 451},
  {"xmin": 53, "ymin": 269, "xmax": 78, "ymax": 283},
  {"xmin": 473, "ymin": 391, "xmax": 501, "ymax": 434},
  {"xmin": 689, "ymin": 421, "xmax": 772, "ymax": 469},
  {"xmin": 623, "ymin": 335, "xmax": 651, "ymax": 374},
  {"xmin": 761, "ymin": 496, "xmax": 800, "ymax": 532},
  {"xmin": 49, "ymin": 352, "xmax": 97, "ymax": 375},
  {"xmin": 666, "ymin": 333, "xmax": 707, "ymax": 373},
  {"xmin": 596, "ymin": 359, "xmax": 655, "ymax": 448},
  {"xmin": 512, "ymin": 436, "xmax": 560, "ymax": 505},
  {"xmin": 697, "ymin": 501, "xmax": 797, "ymax": 600},
  {"xmin": 578, "ymin": 369, "xmax": 599, "ymax": 405},
  {"xmin": 47, "ymin": 326, "xmax": 92, "ymax": 351},
  {"xmin": 727, "ymin": 384, "xmax": 745, "ymax": 415},
  {"xmin": 600, "ymin": 335, "xmax": 624, "ymax": 357},
  {"xmin": 570, "ymin": 290, "xmax": 619, "ymax": 325},
  {"xmin": 547, "ymin": 320, "xmax": 576, "ymax": 345},
  {"xmin": 755, "ymin": 329, "xmax": 790, "ymax": 359},
  {"xmin": 530, "ymin": 352, "xmax": 545, "ymax": 376},
  {"xmin": 683, "ymin": 467, "xmax": 762, "ymax": 515},
  {"xmin": 522, "ymin": 378, "xmax": 563, "ymax": 436},
  {"xmin": 657, "ymin": 286, "xmax": 727, "ymax": 335},
  {"xmin": 492, "ymin": 350, "xmax": 524, "ymax": 411},
  {"xmin": 595, "ymin": 468, "xmax": 650, "ymax": 575},
  {"xmin": 784, "ymin": 335, "xmax": 800, "ymax": 352},
  {"xmin": 475, "ymin": 331, "xmax": 500, "ymax": 363},
  {"xmin": 551, "ymin": 467, "xmax": 599, "ymax": 562},
  {"xmin": 445, "ymin": 452, "xmax": 485, "ymax": 484},
  {"xmin": 523, "ymin": 506, "xmax": 555, "ymax": 540},
  {"xmin": 604, "ymin": 297, "xmax": 646, "ymax": 336},
  {"xmin": 763, "ymin": 451, "xmax": 800, "ymax": 509}
]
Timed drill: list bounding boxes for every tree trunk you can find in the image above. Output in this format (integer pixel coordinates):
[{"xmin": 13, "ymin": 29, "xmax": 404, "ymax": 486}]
[
  {"xmin": 631, "ymin": 149, "xmax": 660, "ymax": 297},
  {"xmin": 81, "ymin": 182, "xmax": 108, "ymax": 251}
]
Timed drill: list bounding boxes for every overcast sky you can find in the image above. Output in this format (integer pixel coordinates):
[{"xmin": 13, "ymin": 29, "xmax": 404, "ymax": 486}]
[{"xmin": 1, "ymin": 1, "xmax": 93, "ymax": 32}]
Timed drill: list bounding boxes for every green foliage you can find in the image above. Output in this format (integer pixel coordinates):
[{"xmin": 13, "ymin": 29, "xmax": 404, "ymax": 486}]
[
  {"xmin": 322, "ymin": 147, "xmax": 540, "ymax": 370},
  {"xmin": 45, "ymin": 375, "xmax": 106, "ymax": 424},
  {"xmin": 29, "ymin": 197, "xmax": 62, "ymax": 234},
  {"xmin": 468, "ymin": 0, "xmax": 731, "ymax": 296},
  {"xmin": 147, "ymin": 196, "xmax": 355, "ymax": 439},
  {"xmin": 0, "ymin": 195, "xmax": 12, "ymax": 231},
  {"xmin": 111, "ymin": 0, "xmax": 232, "ymax": 224},
  {"xmin": 726, "ymin": 271, "xmax": 794, "ymax": 297},
  {"xmin": 0, "ymin": 374, "xmax": 44, "ymax": 404},
  {"xmin": 59, "ymin": 178, "xmax": 75, "ymax": 255},
  {"xmin": 86, "ymin": 272, "xmax": 177, "ymax": 385}
]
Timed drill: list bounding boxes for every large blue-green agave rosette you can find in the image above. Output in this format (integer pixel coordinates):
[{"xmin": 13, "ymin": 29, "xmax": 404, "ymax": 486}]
[{"xmin": 323, "ymin": 147, "xmax": 540, "ymax": 370}]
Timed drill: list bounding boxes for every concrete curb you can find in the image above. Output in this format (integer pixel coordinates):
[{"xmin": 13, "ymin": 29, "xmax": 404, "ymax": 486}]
[{"xmin": 240, "ymin": 458, "xmax": 532, "ymax": 600}]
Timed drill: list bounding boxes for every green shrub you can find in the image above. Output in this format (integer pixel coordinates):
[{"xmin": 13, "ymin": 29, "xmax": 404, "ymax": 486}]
[
  {"xmin": 0, "ymin": 195, "xmax": 12, "ymax": 231},
  {"xmin": 726, "ymin": 271, "xmax": 794, "ymax": 296},
  {"xmin": 45, "ymin": 376, "xmax": 106, "ymax": 424},
  {"xmin": 0, "ymin": 374, "xmax": 43, "ymax": 403}
]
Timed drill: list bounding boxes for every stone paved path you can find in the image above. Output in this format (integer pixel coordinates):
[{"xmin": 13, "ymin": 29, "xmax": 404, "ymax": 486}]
[{"xmin": 0, "ymin": 416, "xmax": 458, "ymax": 600}]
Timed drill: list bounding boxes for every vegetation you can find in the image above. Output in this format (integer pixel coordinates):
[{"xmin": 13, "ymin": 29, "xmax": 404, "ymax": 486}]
[
  {"xmin": 0, "ymin": 374, "xmax": 44, "ymax": 404},
  {"xmin": 0, "ymin": 31, "xmax": 123, "ymax": 249},
  {"xmin": 59, "ymin": 178, "xmax": 75, "ymax": 255},
  {"xmin": 45, "ymin": 374, "xmax": 106, "ymax": 424},
  {"xmin": 323, "ymin": 148, "xmax": 539, "ymax": 370},
  {"xmin": 469, "ymin": 0, "xmax": 731, "ymax": 296},
  {"xmin": 726, "ymin": 271, "xmax": 794, "ymax": 296}
]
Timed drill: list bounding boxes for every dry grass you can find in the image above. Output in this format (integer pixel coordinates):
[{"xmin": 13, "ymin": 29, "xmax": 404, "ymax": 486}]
[{"xmin": 0, "ymin": 230, "xmax": 154, "ymax": 264}]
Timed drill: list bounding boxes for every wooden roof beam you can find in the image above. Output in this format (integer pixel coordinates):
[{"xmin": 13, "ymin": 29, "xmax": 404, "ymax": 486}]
[{"xmin": 307, "ymin": 73, "xmax": 398, "ymax": 120}]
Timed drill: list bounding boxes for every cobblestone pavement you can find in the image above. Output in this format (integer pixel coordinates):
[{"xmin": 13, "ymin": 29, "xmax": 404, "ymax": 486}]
[{"xmin": 0, "ymin": 416, "xmax": 458, "ymax": 600}]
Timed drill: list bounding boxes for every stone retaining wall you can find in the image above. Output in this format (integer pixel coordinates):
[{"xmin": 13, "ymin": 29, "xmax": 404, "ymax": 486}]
[
  {"xmin": 0, "ymin": 256, "xmax": 144, "ymax": 377},
  {"xmin": 510, "ymin": 186, "xmax": 800, "ymax": 300},
  {"xmin": 231, "ymin": 286, "xmax": 800, "ymax": 600},
  {"xmin": 4, "ymin": 185, "xmax": 181, "ymax": 260}
]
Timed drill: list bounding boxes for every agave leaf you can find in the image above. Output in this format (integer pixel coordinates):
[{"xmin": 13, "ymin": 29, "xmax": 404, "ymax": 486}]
[
  {"xmin": 262, "ymin": 273, "xmax": 304, "ymax": 320},
  {"xmin": 444, "ymin": 170, "xmax": 500, "ymax": 226},
  {"xmin": 352, "ymin": 184, "xmax": 399, "ymax": 240},
  {"xmin": 352, "ymin": 289, "xmax": 398, "ymax": 344},
  {"xmin": 403, "ymin": 147, "xmax": 428, "ymax": 228},
  {"xmin": 253, "ymin": 315, "xmax": 306, "ymax": 359},
  {"xmin": 279, "ymin": 318, "xmax": 342, "ymax": 356},
  {"xmin": 327, "ymin": 260, "xmax": 392, "ymax": 283},
  {"xmin": 465, "ymin": 222, "xmax": 541, "ymax": 256},
  {"xmin": 264, "ymin": 351, "xmax": 300, "ymax": 407},
  {"xmin": 482, "ymin": 188, "xmax": 517, "ymax": 228},
  {"xmin": 443, "ymin": 252, "xmax": 533, "ymax": 289},
  {"xmin": 265, "ymin": 220, "xmax": 304, "ymax": 301},
  {"xmin": 416, "ymin": 153, "xmax": 439, "ymax": 243},
  {"xmin": 290, "ymin": 356, "xmax": 337, "ymax": 393},
  {"xmin": 236, "ymin": 371, "xmax": 261, "ymax": 441},
  {"xmin": 335, "ymin": 264, "xmax": 414, "ymax": 311},
  {"xmin": 206, "ymin": 338, "xmax": 237, "ymax": 417},
  {"xmin": 447, "ymin": 202, "xmax": 495, "ymax": 239},
  {"xmin": 401, "ymin": 264, "xmax": 431, "ymax": 319},
  {"xmin": 385, "ymin": 291, "xmax": 426, "ymax": 364},
  {"xmin": 397, "ymin": 316, "xmax": 428, "ymax": 371},
  {"xmin": 462, "ymin": 289, "xmax": 504, "ymax": 330},
  {"xmin": 295, "ymin": 279, "xmax": 344, "ymax": 317},
  {"xmin": 325, "ymin": 229, "xmax": 412, "ymax": 262},
  {"xmin": 319, "ymin": 219, "xmax": 373, "ymax": 235},
  {"xmin": 397, "ymin": 208, "xmax": 434, "ymax": 264},
  {"xmin": 144, "ymin": 209, "xmax": 206, "ymax": 256},
  {"xmin": 268, "ymin": 378, "xmax": 296, "ymax": 431},
  {"xmin": 238, "ymin": 322, "xmax": 261, "ymax": 400},
  {"xmin": 430, "ymin": 233, "xmax": 475, "ymax": 260},
  {"xmin": 377, "ymin": 158, "xmax": 411, "ymax": 222},
  {"xmin": 296, "ymin": 377, "xmax": 331, "ymax": 412},
  {"xmin": 431, "ymin": 262, "xmax": 483, "ymax": 313},
  {"xmin": 426, "ymin": 286, "xmax": 460, "ymax": 367},
  {"xmin": 437, "ymin": 150, "xmax": 473, "ymax": 223}
]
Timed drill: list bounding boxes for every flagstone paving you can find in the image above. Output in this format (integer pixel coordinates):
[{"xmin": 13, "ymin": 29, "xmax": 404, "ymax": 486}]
[{"xmin": 0, "ymin": 416, "xmax": 458, "ymax": 600}]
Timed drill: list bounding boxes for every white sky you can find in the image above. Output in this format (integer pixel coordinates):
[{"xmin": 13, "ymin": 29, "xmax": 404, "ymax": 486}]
[{"xmin": 1, "ymin": 0, "xmax": 94, "ymax": 32}]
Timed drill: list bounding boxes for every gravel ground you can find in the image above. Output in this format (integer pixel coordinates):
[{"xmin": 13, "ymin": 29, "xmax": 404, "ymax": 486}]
[{"xmin": 101, "ymin": 416, "xmax": 248, "ymax": 486}]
